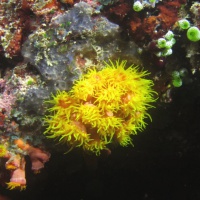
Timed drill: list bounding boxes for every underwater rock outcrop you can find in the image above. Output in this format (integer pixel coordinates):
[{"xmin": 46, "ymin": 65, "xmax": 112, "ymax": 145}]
[{"xmin": 22, "ymin": 2, "xmax": 141, "ymax": 92}]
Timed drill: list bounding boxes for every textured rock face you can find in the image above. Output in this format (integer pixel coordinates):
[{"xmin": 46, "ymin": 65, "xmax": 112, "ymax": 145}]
[
  {"xmin": 15, "ymin": 2, "xmax": 141, "ymax": 141},
  {"xmin": 22, "ymin": 2, "xmax": 140, "ymax": 92},
  {"xmin": 0, "ymin": 1, "xmax": 142, "ymax": 191}
]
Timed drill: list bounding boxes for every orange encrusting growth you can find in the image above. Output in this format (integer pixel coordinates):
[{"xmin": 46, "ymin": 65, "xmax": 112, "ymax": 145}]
[
  {"xmin": 44, "ymin": 60, "xmax": 156, "ymax": 155},
  {"xmin": 14, "ymin": 139, "xmax": 50, "ymax": 172}
]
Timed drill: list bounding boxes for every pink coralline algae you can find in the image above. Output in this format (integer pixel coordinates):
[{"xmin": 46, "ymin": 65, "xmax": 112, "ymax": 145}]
[{"xmin": 0, "ymin": 79, "xmax": 16, "ymax": 116}]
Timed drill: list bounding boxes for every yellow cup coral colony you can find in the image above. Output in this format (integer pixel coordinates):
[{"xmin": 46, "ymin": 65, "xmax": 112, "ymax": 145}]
[{"xmin": 44, "ymin": 60, "xmax": 157, "ymax": 155}]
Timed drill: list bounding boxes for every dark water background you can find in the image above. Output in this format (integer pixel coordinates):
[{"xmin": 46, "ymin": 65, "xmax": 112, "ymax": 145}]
[{"xmin": 1, "ymin": 71, "xmax": 200, "ymax": 200}]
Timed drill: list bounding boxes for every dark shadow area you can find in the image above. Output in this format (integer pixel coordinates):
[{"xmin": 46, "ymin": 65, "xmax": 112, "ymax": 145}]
[{"xmin": 1, "ymin": 78, "xmax": 200, "ymax": 200}]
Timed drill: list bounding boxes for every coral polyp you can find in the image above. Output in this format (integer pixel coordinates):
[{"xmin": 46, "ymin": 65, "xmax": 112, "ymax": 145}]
[
  {"xmin": 6, "ymin": 181, "xmax": 26, "ymax": 191},
  {"xmin": 44, "ymin": 60, "xmax": 156, "ymax": 155}
]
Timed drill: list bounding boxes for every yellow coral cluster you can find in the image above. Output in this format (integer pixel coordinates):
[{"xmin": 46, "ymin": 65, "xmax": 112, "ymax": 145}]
[
  {"xmin": 6, "ymin": 181, "xmax": 26, "ymax": 191},
  {"xmin": 44, "ymin": 60, "xmax": 156, "ymax": 155}
]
